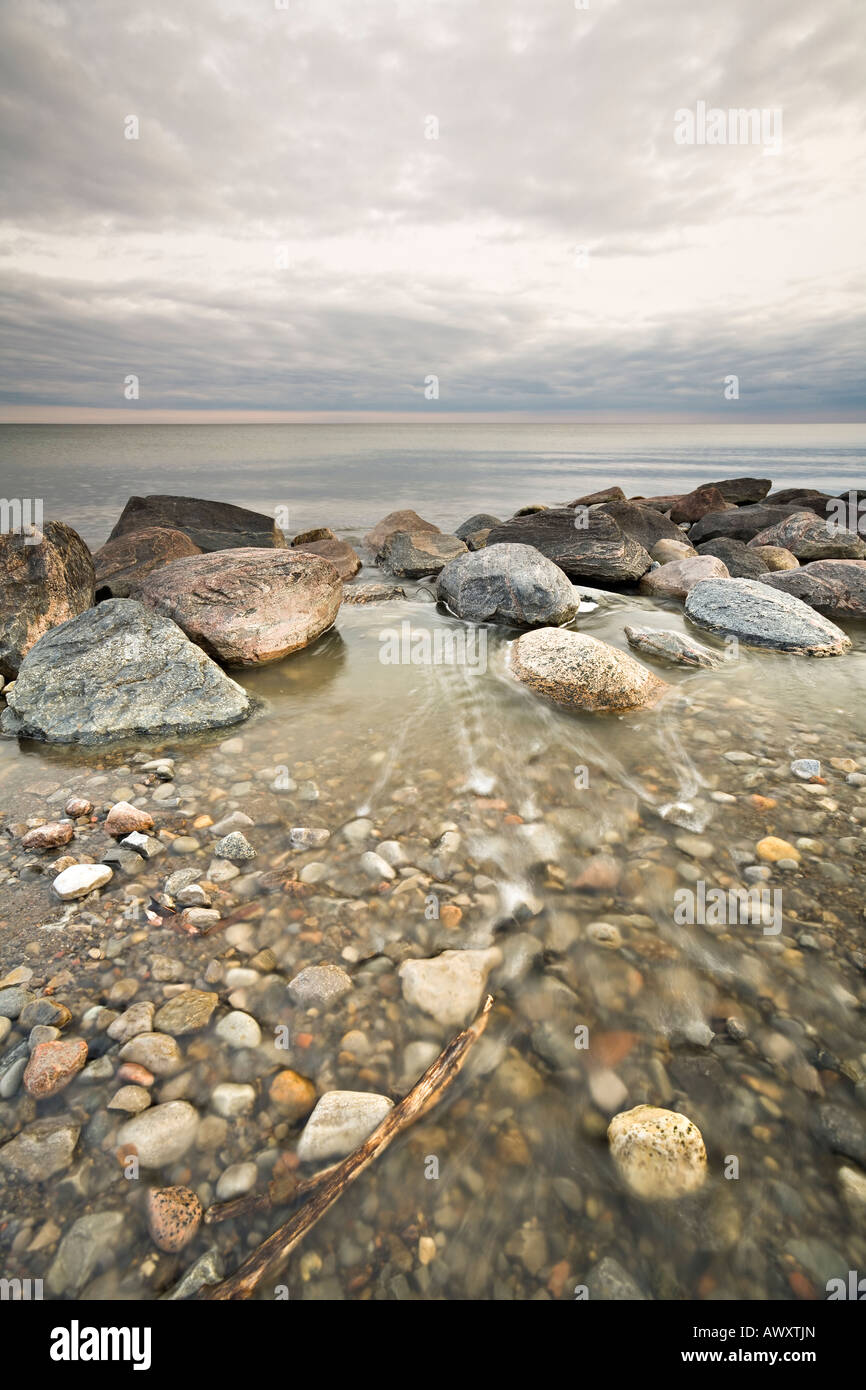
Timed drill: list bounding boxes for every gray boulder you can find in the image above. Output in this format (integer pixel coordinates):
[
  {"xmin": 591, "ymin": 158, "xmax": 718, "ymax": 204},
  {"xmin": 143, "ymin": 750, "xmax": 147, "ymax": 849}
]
[
  {"xmin": 747, "ymin": 509, "xmax": 866, "ymax": 561},
  {"xmin": 685, "ymin": 578, "xmax": 851, "ymax": 656},
  {"xmin": 696, "ymin": 536, "xmax": 769, "ymax": 580},
  {"xmin": 1, "ymin": 598, "xmax": 251, "ymax": 743},
  {"xmin": 437, "ymin": 543, "xmax": 578, "ymax": 627},
  {"xmin": 486, "ymin": 509, "xmax": 650, "ymax": 583},
  {"xmin": 689, "ymin": 504, "xmax": 805, "ymax": 545},
  {"xmin": 760, "ymin": 560, "xmax": 866, "ymax": 620},
  {"xmin": 107, "ymin": 495, "xmax": 286, "ymax": 551},
  {"xmin": 624, "ymin": 625, "xmax": 723, "ymax": 668}
]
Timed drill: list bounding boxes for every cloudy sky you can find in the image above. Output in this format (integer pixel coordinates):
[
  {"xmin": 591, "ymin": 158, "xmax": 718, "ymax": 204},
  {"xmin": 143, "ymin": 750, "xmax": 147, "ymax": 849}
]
[{"xmin": 0, "ymin": 0, "xmax": 864, "ymax": 420}]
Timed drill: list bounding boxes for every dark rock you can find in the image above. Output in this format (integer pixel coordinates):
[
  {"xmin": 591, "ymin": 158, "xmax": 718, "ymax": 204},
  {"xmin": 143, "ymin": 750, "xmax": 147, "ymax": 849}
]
[
  {"xmin": 566, "ymin": 486, "xmax": 626, "ymax": 507},
  {"xmin": 585, "ymin": 1256, "xmax": 650, "ymax": 1300},
  {"xmin": 1, "ymin": 598, "xmax": 251, "ymax": 743},
  {"xmin": 697, "ymin": 537, "xmax": 769, "ymax": 579},
  {"xmin": 689, "ymin": 504, "xmax": 804, "ymax": 545},
  {"xmin": 760, "ymin": 560, "xmax": 866, "ymax": 619},
  {"xmin": 486, "ymin": 509, "xmax": 651, "ymax": 583},
  {"xmin": 684, "ymin": 577, "xmax": 851, "ymax": 656},
  {"xmin": 107, "ymin": 495, "xmax": 286, "ymax": 552},
  {"xmin": 706, "ymin": 477, "xmax": 772, "ymax": 505},
  {"xmin": 379, "ymin": 531, "xmax": 467, "ymax": 578},
  {"xmin": 624, "ymin": 625, "xmax": 723, "ymax": 668},
  {"xmin": 454, "ymin": 513, "xmax": 502, "ymax": 541},
  {"xmin": 765, "ymin": 488, "xmax": 833, "ymax": 513},
  {"xmin": 815, "ymin": 1103, "xmax": 866, "ymax": 1166},
  {"xmin": 92, "ymin": 527, "xmax": 202, "ymax": 598},
  {"xmin": 669, "ymin": 485, "xmax": 731, "ymax": 524},
  {"xmin": 594, "ymin": 501, "xmax": 686, "ymax": 553},
  {"xmin": 0, "ymin": 522, "xmax": 95, "ymax": 680},
  {"xmin": 437, "ymin": 543, "xmax": 578, "ymax": 626},
  {"xmin": 135, "ymin": 549, "xmax": 342, "ymax": 665}
]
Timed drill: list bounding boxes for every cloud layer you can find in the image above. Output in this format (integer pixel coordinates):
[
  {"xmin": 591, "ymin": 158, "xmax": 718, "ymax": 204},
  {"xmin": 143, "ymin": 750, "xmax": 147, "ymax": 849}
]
[{"xmin": 1, "ymin": 0, "xmax": 864, "ymax": 417}]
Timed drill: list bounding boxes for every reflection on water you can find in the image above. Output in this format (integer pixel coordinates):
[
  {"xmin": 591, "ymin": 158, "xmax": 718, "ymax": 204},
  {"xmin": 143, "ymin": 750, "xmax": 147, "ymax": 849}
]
[{"xmin": 0, "ymin": 580, "xmax": 865, "ymax": 1301}]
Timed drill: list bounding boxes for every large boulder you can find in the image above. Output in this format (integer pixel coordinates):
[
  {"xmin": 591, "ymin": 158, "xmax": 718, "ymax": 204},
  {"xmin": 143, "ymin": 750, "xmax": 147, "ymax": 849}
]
[
  {"xmin": 364, "ymin": 510, "xmax": 439, "ymax": 553},
  {"xmin": 566, "ymin": 486, "xmax": 626, "ymax": 506},
  {"xmin": 639, "ymin": 555, "xmax": 729, "ymax": 600},
  {"xmin": 508, "ymin": 627, "xmax": 669, "ymax": 711},
  {"xmin": 765, "ymin": 488, "xmax": 833, "ymax": 514},
  {"xmin": 107, "ymin": 495, "xmax": 286, "ymax": 552},
  {"xmin": 688, "ymin": 503, "xmax": 805, "ymax": 545},
  {"xmin": 0, "ymin": 522, "xmax": 94, "ymax": 680},
  {"xmin": 379, "ymin": 530, "xmax": 467, "ymax": 578},
  {"xmin": 706, "ymin": 477, "xmax": 772, "ymax": 505},
  {"xmin": 135, "ymin": 549, "xmax": 341, "ymax": 666},
  {"xmin": 594, "ymin": 500, "xmax": 686, "ymax": 553},
  {"xmin": 92, "ymin": 526, "xmax": 201, "ymax": 598},
  {"xmin": 747, "ymin": 509, "xmax": 866, "ymax": 561},
  {"xmin": 684, "ymin": 578, "xmax": 851, "ymax": 656},
  {"xmin": 696, "ymin": 536, "xmax": 769, "ymax": 580},
  {"xmin": 760, "ymin": 560, "xmax": 866, "ymax": 620},
  {"xmin": 290, "ymin": 528, "xmax": 361, "ymax": 580},
  {"xmin": 437, "ymin": 543, "xmax": 578, "ymax": 627},
  {"xmin": 486, "ymin": 509, "xmax": 651, "ymax": 583},
  {"xmin": 748, "ymin": 545, "xmax": 799, "ymax": 572},
  {"xmin": 1, "ymin": 599, "xmax": 251, "ymax": 744}
]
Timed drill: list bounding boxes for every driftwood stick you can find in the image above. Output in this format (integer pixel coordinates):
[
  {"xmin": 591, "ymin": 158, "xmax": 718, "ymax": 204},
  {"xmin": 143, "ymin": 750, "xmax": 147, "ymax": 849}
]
[
  {"xmin": 204, "ymin": 1160, "xmax": 342, "ymax": 1225},
  {"xmin": 199, "ymin": 993, "xmax": 494, "ymax": 1300}
]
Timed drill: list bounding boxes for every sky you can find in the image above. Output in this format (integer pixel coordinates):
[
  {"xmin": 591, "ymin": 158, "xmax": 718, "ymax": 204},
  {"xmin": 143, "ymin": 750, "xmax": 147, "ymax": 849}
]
[{"xmin": 0, "ymin": 0, "xmax": 864, "ymax": 422}]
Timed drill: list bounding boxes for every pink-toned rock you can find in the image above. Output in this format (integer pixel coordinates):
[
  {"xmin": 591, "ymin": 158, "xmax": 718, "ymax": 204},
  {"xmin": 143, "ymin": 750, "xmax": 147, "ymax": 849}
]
[
  {"xmin": 146, "ymin": 1185, "xmax": 203, "ymax": 1252},
  {"xmin": 669, "ymin": 485, "xmax": 732, "ymax": 524},
  {"xmin": 117, "ymin": 1061, "xmax": 155, "ymax": 1086},
  {"xmin": 291, "ymin": 528, "xmax": 362, "ymax": 580},
  {"xmin": 0, "ymin": 522, "xmax": 95, "ymax": 680},
  {"xmin": 93, "ymin": 526, "xmax": 202, "ymax": 598},
  {"xmin": 364, "ymin": 510, "xmax": 440, "ymax": 553},
  {"xmin": 64, "ymin": 797, "xmax": 93, "ymax": 818},
  {"xmin": 574, "ymin": 854, "xmax": 622, "ymax": 892},
  {"xmin": 104, "ymin": 801, "xmax": 154, "ymax": 836},
  {"xmin": 135, "ymin": 549, "xmax": 342, "ymax": 666},
  {"xmin": 639, "ymin": 555, "xmax": 729, "ymax": 600},
  {"xmin": 23, "ymin": 1038, "xmax": 88, "ymax": 1098},
  {"xmin": 21, "ymin": 821, "xmax": 74, "ymax": 851}
]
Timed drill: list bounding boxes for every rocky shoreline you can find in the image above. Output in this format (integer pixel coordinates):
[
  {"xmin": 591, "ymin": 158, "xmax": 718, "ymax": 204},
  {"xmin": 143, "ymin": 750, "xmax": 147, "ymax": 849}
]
[{"xmin": 0, "ymin": 476, "xmax": 864, "ymax": 1301}]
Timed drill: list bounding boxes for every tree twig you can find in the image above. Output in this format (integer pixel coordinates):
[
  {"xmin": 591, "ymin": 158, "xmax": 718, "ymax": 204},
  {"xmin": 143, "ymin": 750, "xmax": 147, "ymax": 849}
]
[{"xmin": 198, "ymin": 993, "xmax": 494, "ymax": 1300}]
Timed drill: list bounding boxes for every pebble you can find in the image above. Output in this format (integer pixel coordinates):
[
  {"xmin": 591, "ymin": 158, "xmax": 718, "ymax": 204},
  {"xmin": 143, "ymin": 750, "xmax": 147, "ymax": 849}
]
[
  {"xmin": 153, "ymin": 990, "xmax": 218, "ymax": 1035},
  {"xmin": 360, "ymin": 850, "xmax": 396, "ymax": 881},
  {"xmin": 214, "ymin": 1010, "xmax": 261, "ymax": 1049},
  {"xmin": 790, "ymin": 759, "xmax": 821, "ymax": 779},
  {"xmin": 116, "ymin": 1101, "xmax": 199, "ymax": 1167},
  {"xmin": 107, "ymin": 1001, "xmax": 155, "ymax": 1043},
  {"xmin": 47, "ymin": 1211, "xmax": 126, "ymax": 1295},
  {"xmin": 0, "ymin": 1117, "xmax": 80, "ymax": 1180},
  {"xmin": 211, "ymin": 1083, "xmax": 256, "ymax": 1118},
  {"xmin": 291, "ymin": 827, "xmax": 331, "ymax": 848},
  {"xmin": 296, "ymin": 1091, "xmax": 394, "ymax": 1161},
  {"xmin": 21, "ymin": 821, "xmax": 75, "ymax": 850},
  {"xmin": 23, "ymin": 1038, "xmax": 88, "ymax": 1097},
  {"xmin": 108, "ymin": 1085, "xmax": 152, "ymax": 1113},
  {"xmin": 269, "ymin": 1069, "xmax": 317, "ymax": 1121},
  {"xmin": 215, "ymin": 1162, "xmax": 258, "ymax": 1201},
  {"xmin": 105, "ymin": 801, "xmax": 154, "ymax": 835},
  {"xmin": 398, "ymin": 948, "xmax": 501, "ymax": 1027},
  {"xmin": 214, "ymin": 832, "xmax": 257, "ymax": 861},
  {"xmin": 288, "ymin": 964, "xmax": 353, "ymax": 1009},
  {"xmin": 118, "ymin": 1032, "xmax": 182, "ymax": 1077},
  {"xmin": 608, "ymin": 1104, "xmax": 707, "ymax": 1199},
  {"xmin": 146, "ymin": 1185, "xmax": 203, "ymax": 1252},
  {"xmin": 52, "ymin": 863, "xmax": 113, "ymax": 899},
  {"xmin": 756, "ymin": 836, "xmax": 801, "ymax": 864}
]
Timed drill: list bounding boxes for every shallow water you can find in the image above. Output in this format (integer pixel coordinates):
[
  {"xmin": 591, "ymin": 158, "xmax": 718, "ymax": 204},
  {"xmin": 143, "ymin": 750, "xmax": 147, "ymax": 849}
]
[{"xmin": 1, "ymin": 553, "xmax": 865, "ymax": 1300}]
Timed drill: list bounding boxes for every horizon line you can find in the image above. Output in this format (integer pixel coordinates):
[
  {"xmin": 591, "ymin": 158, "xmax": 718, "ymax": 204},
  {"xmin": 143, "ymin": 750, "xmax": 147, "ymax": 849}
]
[{"xmin": 1, "ymin": 407, "xmax": 864, "ymax": 426}]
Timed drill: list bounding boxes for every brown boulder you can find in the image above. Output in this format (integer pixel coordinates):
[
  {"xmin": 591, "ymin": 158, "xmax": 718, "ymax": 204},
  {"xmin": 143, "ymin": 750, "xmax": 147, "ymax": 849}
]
[
  {"xmin": 107, "ymin": 495, "xmax": 286, "ymax": 552},
  {"xmin": 0, "ymin": 522, "xmax": 94, "ymax": 680},
  {"xmin": 508, "ymin": 628, "xmax": 669, "ymax": 712},
  {"xmin": 669, "ymin": 485, "xmax": 731, "ymax": 524},
  {"xmin": 486, "ymin": 509, "xmax": 651, "ymax": 583},
  {"xmin": 291, "ymin": 528, "xmax": 361, "ymax": 580},
  {"xmin": 639, "ymin": 555, "xmax": 729, "ymax": 600},
  {"xmin": 566, "ymin": 486, "xmax": 626, "ymax": 506},
  {"xmin": 364, "ymin": 510, "xmax": 440, "ymax": 553},
  {"xmin": 21, "ymin": 821, "xmax": 75, "ymax": 850},
  {"xmin": 750, "ymin": 545, "xmax": 799, "ymax": 572},
  {"xmin": 135, "ymin": 549, "xmax": 341, "ymax": 666},
  {"xmin": 104, "ymin": 801, "xmax": 155, "ymax": 836},
  {"xmin": 93, "ymin": 527, "xmax": 201, "ymax": 598}
]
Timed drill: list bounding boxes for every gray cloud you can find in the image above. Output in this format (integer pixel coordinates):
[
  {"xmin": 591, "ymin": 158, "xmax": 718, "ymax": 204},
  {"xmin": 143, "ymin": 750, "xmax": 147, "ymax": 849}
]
[{"xmin": 0, "ymin": 0, "xmax": 863, "ymax": 416}]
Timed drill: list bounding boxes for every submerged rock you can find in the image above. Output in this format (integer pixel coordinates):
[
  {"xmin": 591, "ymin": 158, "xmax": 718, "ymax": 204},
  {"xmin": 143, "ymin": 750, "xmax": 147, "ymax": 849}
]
[
  {"xmin": 608, "ymin": 1104, "xmax": 707, "ymax": 1199},
  {"xmin": 296, "ymin": 1091, "xmax": 394, "ymax": 1162},
  {"xmin": 508, "ymin": 627, "xmax": 669, "ymax": 712},
  {"xmin": 0, "ymin": 521, "xmax": 95, "ymax": 680},
  {"xmin": 107, "ymin": 494, "xmax": 286, "ymax": 551},
  {"xmin": 93, "ymin": 526, "xmax": 201, "ymax": 598},
  {"xmin": 341, "ymin": 582, "xmax": 407, "ymax": 605},
  {"xmin": 624, "ymin": 625, "xmax": 722, "ymax": 668},
  {"xmin": 437, "ymin": 543, "xmax": 578, "ymax": 626},
  {"xmin": 1, "ymin": 598, "xmax": 251, "ymax": 743},
  {"xmin": 684, "ymin": 577, "xmax": 851, "ymax": 656},
  {"xmin": 0, "ymin": 1117, "xmax": 80, "ymax": 1180},
  {"xmin": 136, "ymin": 548, "xmax": 341, "ymax": 666},
  {"xmin": 116, "ymin": 1101, "xmax": 199, "ymax": 1167},
  {"xmin": 486, "ymin": 508, "xmax": 651, "ymax": 583},
  {"xmin": 398, "ymin": 947, "xmax": 501, "ymax": 1027}
]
